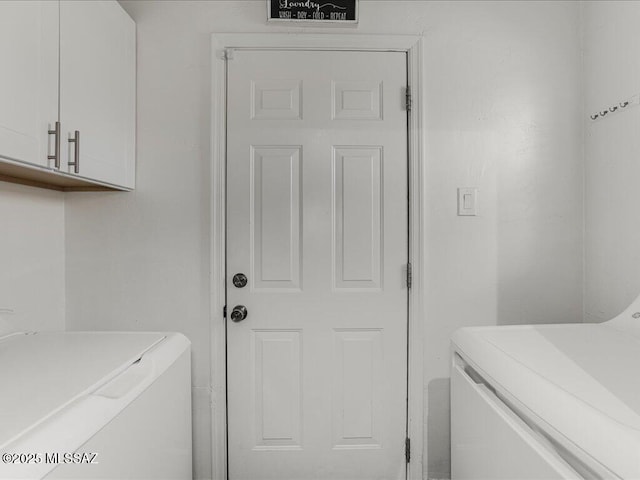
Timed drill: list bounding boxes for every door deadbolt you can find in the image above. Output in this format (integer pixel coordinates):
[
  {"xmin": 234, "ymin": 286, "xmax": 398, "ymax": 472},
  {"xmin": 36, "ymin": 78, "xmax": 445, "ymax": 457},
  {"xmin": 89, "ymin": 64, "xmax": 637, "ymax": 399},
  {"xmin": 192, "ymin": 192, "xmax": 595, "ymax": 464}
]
[
  {"xmin": 230, "ymin": 305, "xmax": 248, "ymax": 322},
  {"xmin": 232, "ymin": 273, "xmax": 248, "ymax": 288}
]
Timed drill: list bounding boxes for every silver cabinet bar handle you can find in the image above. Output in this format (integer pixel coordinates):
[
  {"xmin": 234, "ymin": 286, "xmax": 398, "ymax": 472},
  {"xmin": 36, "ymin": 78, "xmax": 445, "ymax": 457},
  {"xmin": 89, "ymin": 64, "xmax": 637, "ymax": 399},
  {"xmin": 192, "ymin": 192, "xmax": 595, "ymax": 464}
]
[
  {"xmin": 68, "ymin": 130, "xmax": 80, "ymax": 174},
  {"xmin": 47, "ymin": 121, "xmax": 60, "ymax": 169}
]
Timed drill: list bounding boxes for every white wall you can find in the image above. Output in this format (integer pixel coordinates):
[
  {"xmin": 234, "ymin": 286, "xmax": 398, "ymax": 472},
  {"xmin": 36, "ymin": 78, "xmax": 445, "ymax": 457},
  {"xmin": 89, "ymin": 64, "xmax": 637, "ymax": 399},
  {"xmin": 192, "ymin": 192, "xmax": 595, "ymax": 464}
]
[
  {"xmin": 0, "ymin": 183, "xmax": 65, "ymax": 333},
  {"xmin": 584, "ymin": 1, "xmax": 640, "ymax": 323},
  {"xmin": 421, "ymin": 3, "xmax": 583, "ymax": 476},
  {"xmin": 65, "ymin": 1, "xmax": 584, "ymax": 479}
]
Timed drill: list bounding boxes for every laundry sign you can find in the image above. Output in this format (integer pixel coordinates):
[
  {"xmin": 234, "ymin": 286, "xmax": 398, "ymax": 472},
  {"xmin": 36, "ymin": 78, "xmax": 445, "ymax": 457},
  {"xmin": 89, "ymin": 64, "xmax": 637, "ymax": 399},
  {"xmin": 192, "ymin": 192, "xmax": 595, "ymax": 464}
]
[{"xmin": 267, "ymin": 0, "xmax": 358, "ymax": 23}]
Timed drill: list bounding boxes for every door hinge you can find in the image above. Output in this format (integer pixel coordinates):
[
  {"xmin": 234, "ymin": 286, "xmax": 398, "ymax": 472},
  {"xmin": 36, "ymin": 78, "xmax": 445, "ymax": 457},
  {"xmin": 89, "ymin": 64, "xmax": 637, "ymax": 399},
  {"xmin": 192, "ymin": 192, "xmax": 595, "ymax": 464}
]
[
  {"xmin": 406, "ymin": 263, "xmax": 412, "ymax": 289},
  {"xmin": 405, "ymin": 86, "xmax": 412, "ymax": 112},
  {"xmin": 405, "ymin": 437, "xmax": 411, "ymax": 463},
  {"xmin": 223, "ymin": 305, "xmax": 227, "ymax": 318}
]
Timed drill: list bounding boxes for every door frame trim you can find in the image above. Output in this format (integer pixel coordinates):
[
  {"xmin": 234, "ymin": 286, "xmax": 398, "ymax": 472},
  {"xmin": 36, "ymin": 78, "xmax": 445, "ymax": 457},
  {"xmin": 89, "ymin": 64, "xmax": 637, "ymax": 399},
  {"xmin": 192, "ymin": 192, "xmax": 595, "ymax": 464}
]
[{"xmin": 210, "ymin": 33, "xmax": 425, "ymax": 480}]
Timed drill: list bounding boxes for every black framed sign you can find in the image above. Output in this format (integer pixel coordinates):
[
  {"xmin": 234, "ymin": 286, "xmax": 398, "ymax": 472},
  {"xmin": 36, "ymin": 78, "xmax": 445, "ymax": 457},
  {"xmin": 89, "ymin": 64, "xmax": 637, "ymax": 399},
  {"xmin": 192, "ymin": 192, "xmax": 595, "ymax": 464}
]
[{"xmin": 267, "ymin": 0, "xmax": 358, "ymax": 24}]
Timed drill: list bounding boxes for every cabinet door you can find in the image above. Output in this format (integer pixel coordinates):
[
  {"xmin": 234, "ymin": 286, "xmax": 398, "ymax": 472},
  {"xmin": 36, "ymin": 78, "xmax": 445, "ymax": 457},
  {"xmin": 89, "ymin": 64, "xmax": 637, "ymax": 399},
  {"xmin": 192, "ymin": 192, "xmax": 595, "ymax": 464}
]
[
  {"xmin": 0, "ymin": 1, "xmax": 58, "ymax": 168},
  {"xmin": 60, "ymin": 1, "xmax": 135, "ymax": 189}
]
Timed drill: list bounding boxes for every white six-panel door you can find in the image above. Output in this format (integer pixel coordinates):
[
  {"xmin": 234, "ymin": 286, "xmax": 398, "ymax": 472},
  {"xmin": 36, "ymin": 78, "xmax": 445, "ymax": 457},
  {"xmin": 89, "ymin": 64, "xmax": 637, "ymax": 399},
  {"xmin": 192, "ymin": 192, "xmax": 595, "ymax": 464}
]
[{"xmin": 226, "ymin": 50, "xmax": 408, "ymax": 480}]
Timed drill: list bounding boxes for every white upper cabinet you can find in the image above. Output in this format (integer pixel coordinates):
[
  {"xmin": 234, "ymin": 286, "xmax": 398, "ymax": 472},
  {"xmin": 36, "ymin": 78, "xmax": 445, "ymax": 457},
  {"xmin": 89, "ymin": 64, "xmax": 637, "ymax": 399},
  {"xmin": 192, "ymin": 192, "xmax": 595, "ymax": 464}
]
[
  {"xmin": 60, "ymin": 1, "xmax": 136, "ymax": 189},
  {"xmin": 0, "ymin": 1, "xmax": 135, "ymax": 191},
  {"xmin": 0, "ymin": 2, "xmax": 58, "ymax": 169}
]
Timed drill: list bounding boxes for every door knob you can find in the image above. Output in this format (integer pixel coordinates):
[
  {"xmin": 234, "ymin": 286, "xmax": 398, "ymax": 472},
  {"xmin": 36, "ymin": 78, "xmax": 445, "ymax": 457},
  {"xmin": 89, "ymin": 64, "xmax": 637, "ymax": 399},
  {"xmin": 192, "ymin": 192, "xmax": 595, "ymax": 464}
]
[
  {"xmin": 230, "ymin": 305, "xmax": 248, "ymax": 322},
  {"xmin": 232, "ymin": 273, "xmax": 248, "ymax": 288}
]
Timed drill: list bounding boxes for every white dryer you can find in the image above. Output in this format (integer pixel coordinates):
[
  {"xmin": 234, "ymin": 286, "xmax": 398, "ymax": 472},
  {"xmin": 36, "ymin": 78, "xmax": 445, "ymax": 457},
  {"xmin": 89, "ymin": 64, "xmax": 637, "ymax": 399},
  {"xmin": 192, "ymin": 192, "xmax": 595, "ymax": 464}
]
[
  {"xmin": 451, "ymin": 295, "xmax": 640, "ymax": 479},
  {"xmin": 0, "ymin": 328, "xmax": 192, "ymax": 479}
]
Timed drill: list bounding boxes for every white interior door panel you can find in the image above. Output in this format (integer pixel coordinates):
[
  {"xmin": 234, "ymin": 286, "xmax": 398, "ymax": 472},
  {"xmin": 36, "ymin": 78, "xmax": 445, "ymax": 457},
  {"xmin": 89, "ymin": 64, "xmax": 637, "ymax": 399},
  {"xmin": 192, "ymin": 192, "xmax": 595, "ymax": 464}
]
[{"xmin": 226, "ymin": 50, "xmax": 408, "ymax": 480}]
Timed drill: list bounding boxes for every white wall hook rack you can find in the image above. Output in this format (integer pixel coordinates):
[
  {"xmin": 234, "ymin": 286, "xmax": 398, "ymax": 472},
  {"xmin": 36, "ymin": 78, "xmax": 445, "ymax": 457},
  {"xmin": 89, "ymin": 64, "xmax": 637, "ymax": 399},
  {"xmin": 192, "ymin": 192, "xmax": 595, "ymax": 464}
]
[{"xmin": 590, "ymin": 93, "xmax": 639, "ymax": 121}]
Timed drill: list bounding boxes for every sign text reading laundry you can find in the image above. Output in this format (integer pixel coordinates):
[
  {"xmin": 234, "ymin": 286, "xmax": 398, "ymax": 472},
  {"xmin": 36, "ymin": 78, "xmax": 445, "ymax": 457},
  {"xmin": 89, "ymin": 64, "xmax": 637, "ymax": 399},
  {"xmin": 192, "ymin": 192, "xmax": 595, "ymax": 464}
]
[{"xmin": 268, "ymin": 0, "xmax": 358, "ymax": 22}]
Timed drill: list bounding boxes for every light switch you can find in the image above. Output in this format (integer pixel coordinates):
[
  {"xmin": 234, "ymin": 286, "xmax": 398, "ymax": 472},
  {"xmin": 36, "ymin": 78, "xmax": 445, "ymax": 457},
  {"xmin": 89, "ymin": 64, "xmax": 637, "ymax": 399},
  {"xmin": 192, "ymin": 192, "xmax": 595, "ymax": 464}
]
[{"xmin": 457, "ymin": 188, "xmax": 478, "ymax": 216}]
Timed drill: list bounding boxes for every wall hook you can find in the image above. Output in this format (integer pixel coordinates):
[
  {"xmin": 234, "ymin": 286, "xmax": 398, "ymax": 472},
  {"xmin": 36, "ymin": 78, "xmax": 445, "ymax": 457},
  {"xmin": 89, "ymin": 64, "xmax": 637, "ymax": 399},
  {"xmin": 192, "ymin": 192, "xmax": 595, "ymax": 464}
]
[
  {"xmin": 609, "ymin": 106, "xmax": 618, "ymax": 113},
  {"xmin": 600, "ymin": 110, "xmax": 609, "ymax": 116},
  {"xmin": 590, "ymin": 114, "xmax": 599, "ymax": 120},
  {"xmin": 620, "ymin": 101, "xmax": 629, "ymax": 108}
]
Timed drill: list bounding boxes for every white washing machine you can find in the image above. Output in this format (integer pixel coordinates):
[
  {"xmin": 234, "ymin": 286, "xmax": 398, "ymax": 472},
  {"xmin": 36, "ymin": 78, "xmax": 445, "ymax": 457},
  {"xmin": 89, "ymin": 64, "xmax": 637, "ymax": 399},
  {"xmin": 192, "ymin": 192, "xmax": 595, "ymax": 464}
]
[
  {"xmin": 451, "ymin": 295, "xmax": 640, "ymax": 479},
  {"xmin": 0, "ymin": 326, "xmax": 192, "ymax": 479}
]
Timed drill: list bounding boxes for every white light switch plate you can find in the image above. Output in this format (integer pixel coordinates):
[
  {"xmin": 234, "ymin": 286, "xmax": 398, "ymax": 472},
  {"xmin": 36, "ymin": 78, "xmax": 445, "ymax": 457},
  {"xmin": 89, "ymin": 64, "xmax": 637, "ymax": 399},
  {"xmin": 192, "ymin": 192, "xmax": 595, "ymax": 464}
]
[{"xmin": 457, "ymin": 188, "xmax": 478, "ymax": 216}]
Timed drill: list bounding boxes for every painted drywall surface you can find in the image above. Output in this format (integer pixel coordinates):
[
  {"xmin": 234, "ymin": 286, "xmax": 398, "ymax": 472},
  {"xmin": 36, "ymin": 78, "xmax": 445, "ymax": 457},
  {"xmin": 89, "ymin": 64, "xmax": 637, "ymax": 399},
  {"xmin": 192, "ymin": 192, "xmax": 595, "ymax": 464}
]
[
  {"xmin": 64, "ymin": 1, "xmax": 583, "ymax": 479},
  {"xmin": 0, "ymin": 183, "xmax": 65, "ymax": 333},
  {"xmin": 421, "ymin": 2, "xmax": 582, "ymax": 476},
  {"xmin": 584, "ymin": 1, "xmax": 640, "ymax": 323}
]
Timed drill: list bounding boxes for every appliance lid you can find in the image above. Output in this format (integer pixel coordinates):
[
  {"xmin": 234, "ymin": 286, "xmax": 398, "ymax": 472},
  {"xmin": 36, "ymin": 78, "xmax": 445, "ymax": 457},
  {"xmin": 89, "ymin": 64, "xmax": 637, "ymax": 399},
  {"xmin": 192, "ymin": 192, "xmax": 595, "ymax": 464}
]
[
  {"xmin": 452, "ymin": 322, "xmax": 640, "ymax": 478},
  {"xmin": 0, "ymin": 331, "xmax": 166, "ymax": 449}
]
